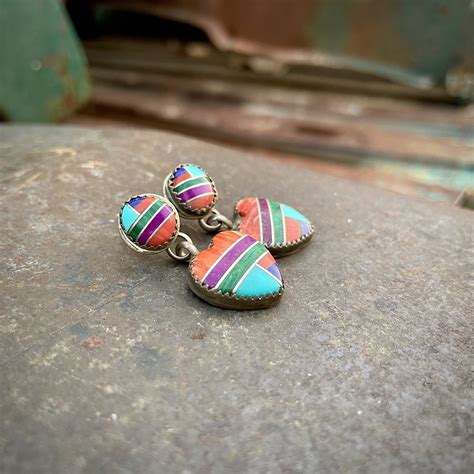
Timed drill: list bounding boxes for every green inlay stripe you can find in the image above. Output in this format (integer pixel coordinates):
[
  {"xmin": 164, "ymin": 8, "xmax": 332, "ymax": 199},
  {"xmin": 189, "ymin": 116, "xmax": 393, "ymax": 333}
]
[
  {"xmin": 217, "ymin": 244, "xmax": 267, "ymax": 294},
  {"xmin": 173, "ymin": 176, "xmax": 209, "ymax": 194},
  {"xmin": 269, "ymin": 200, "xmax": 284, "ymax": 244},
  {"xmin": 129, "ymin": 201, "xmax": 163, "ymax": 240}
]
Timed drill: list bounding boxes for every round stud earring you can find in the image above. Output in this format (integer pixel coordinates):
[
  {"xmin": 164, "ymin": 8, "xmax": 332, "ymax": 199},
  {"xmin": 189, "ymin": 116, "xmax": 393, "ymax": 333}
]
[
  {"xmin": 118, "ymin": 193, "xmax": 284, "ymax": 310},
  {"xmin": 163, "ymin": 163, "xmax": 233, "ymax": 231},
  {"xmin": 163, "ymin": 164, "xmax": 218, "ymax": 219},
  {"xmin": 163, "ymin": 163, "xmax": 315, "ymax": 257},
  {"xmin": 118, "ymin": 193, "xmax": 180, "ymax": 254}
]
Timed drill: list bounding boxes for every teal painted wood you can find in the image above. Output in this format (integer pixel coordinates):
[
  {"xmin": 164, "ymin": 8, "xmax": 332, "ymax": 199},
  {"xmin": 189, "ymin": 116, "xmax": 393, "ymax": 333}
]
[{"xmin": 0, "ymin": 0, "xmax": 90, "ymax": 122}]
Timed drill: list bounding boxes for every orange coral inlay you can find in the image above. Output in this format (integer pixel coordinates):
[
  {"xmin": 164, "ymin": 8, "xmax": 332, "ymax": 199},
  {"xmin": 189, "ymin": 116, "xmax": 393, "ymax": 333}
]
[
  {"xmin": 147, "ymin": 216, "xmax": 176, "ymax": 246},
  {"xmin": 187, "ymin": 194, "xmax": 214, "ymax": 210},
  {"xmin": 172, "ymin": 171, "xmax": 192, "ymax": 186},
  {"xmin": 236, "ymin": 198, "xmax": 260, "ymax": 239},
  {"xmin": 134, "ymin": 196, "xmax": 156, "ymax": 213},
  {"xmin": 191, "ymin": 231, "xmax": 242, "ymax": 281},
  {"xmin": 284, "ymin": 218, "xmax": 300, "ymax": 243},
  {"xmin": 257, "ymin": 252, "xmax": 275, "ymax": 270},
  {"xmin": 235, "ymin": 197, "xmax": 255, "ymax": 216}
]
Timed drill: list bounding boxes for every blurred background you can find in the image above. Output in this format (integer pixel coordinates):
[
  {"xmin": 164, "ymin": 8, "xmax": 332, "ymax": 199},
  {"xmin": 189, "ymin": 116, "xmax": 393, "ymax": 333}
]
[{"xmin": 1, "ymin": 0, "xmax": 473, "ymax": 208}]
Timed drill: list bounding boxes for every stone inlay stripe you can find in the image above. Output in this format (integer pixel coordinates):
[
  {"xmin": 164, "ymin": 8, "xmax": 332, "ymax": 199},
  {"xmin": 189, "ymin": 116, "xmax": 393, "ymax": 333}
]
[
  {"xmin": 203, "ymin": 235, "xmax": 255, "ymax": 288},
  {"xmin": 174, "ymin": 176, "xmax": 209, "ymax": 194},
  {"xmin": 137, "ymin": 205, "xmax": 172, "ymax": 245},
  {"xmin": 269, "ymin": 200, "xmax": 284, "ymax": 245},
  {"xmin": 178, "ymin": 184, "xmax": 213, "ymax": 202},
  {"xmin": 258, "ymin": 198, "xmax": 273, "ymax": 244},
  {"xmin": 218, "ymin": 244, "xmax": 267, "ymax": 294},
  {"xmin": 128, "ymin": 201, "xmax": 164, "ymax": 240}
]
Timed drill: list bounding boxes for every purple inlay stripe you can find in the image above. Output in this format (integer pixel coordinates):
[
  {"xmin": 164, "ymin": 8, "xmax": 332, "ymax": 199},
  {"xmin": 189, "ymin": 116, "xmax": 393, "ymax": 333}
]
[
  {"xmin": 301, "ymin": 222, "xmax": 312, "ymax": 236},
  {"xmin": 178, "ymin": 184, "xmax": 213, "ymax": 203},
  {"xmin": 137, "ymin": 205, "xmax": 172, "ymax": 245},
  {"xmin": 203, "ymin": 235, "xmax": 255, "ymax": 288},
  {"xmin": 258, "ymin": 198, "xmax": 272, "ymax": 244}
]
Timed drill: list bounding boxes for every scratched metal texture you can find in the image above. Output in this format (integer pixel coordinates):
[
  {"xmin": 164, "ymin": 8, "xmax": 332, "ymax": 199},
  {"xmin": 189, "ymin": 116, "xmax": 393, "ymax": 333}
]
[{"xmin": 0, "ymin": 126, "xmax": 472, "ymax": 473}]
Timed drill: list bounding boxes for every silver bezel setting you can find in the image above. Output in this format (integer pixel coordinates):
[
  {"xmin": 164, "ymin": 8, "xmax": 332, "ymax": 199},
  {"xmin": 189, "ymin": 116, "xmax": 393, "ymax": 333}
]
[
  {"xmin": 163, "ymin": 163, "xmax": 218, "ymax": 220},
  {"xmin": 118, "ymin": 193, "xmax": 180, "ymax": 254}
]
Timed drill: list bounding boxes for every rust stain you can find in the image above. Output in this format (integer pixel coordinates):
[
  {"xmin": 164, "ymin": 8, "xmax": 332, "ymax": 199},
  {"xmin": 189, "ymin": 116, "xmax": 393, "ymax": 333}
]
[
  {"xmin": 42, "ymin": 54, "xmax": 69, "ymax": 75},
  {"xmin": 347, "ymin": 2, "xmax": 414, "ymax": 67},
  {"xmin": 215, "ymin": 0, "xmax": 315, "ymax": 49},
  {"xmin": 42, "ymin": 53, "xmax": 82, "ymax": 119},
  {"xmin": 82, "ymin": 336, "xmax": 104, "ymax": 349}
]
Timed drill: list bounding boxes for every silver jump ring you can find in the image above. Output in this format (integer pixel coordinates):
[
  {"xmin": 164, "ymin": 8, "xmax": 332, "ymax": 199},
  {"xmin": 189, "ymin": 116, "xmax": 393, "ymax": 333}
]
[
  {"xmin": 167, "ymin": 232, "xmax": 198, "ymax": 262},
  {"xmin": 198, "ymin": 210, "xmax": 233, "ymax": 233}
]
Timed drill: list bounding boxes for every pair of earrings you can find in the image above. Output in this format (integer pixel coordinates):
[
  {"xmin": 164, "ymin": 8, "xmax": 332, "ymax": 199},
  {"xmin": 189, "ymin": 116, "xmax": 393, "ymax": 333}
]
[{"xmin": 118, "ymin": 164, "xmax": 314, "ymax": 310}]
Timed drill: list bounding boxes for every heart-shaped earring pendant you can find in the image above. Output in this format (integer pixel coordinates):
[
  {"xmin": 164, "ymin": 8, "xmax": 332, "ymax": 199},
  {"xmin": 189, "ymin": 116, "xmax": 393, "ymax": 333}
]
[
  {"xmin": 118, "ymin": 195, "xmax": 283, "ymax": 310},
  {"xmin": 233, "ymin": 197, "xmax": 314, "ymax": 257},
  {"xmin": 188, "ymin": 230, "xmax": 283, "ymax": 309}
]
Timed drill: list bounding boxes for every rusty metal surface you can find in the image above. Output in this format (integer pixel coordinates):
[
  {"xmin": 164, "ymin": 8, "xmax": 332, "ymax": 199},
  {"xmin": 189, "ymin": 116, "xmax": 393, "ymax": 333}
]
[
  {"xmin": 69, "ymin": 41, "xmax": 474, "ymax": 204},
  {"xmin": 82, "ymin": 38, "xmax": 454, "ymax": 101},
  {"xmin": 1, "ymin": 125, "xmax": 472, "ymax": 473},
  {"xmin": 88, "ymin": 0, "xmax": 474, "ymax": 99},
  {"xmin": 84, "ymin": 78, "xmax": 474, "ymax": 167}
]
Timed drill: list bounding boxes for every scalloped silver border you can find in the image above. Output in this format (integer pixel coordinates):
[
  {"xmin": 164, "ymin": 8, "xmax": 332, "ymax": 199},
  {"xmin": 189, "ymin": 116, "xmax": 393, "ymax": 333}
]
[
  {"xmin": 233, "ymin": 198, "xmax": 315, "ymax": 257},
  {"xmin": 118, "ymin": 193, "xmax": 180, "ymax": 254},
  {"xmin": 163, "ymin": 163, "xmax": 218, "ymax": 219}
]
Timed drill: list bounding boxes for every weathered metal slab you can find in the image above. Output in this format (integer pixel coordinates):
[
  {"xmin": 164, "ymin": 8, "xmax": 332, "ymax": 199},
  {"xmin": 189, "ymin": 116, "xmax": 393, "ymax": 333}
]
[
  {"xmin": 89, "ymin": 0, "xmax": 474, "ymax": 99},
  {"xmin": 0, "ymin": 0, "xmax": 90, "ymax": 122},
  {"xmin": 69, "ymin": 45, "xmax": 474, "ymax": 203},
  {"xmin": 0, "ymin": 126, "xmax": 472, "ymax": 473}
]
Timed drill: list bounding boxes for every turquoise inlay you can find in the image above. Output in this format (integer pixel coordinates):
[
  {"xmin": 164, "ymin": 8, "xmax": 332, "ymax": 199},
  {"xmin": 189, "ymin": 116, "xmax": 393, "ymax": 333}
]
[
  {"xmin": 282, "ymin": 204, "xmax": 310, "ymax": 223},
  {"xmin": 185, "ymin": 165, "xmax": 206, "ymax": 178},
  {"xmin": 234, "ymin": 265, "xmax": 281, "ymax": 298},
  {"xmin": 121, "ymin": 204, "xmax": 139, "ymax": 231}
]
